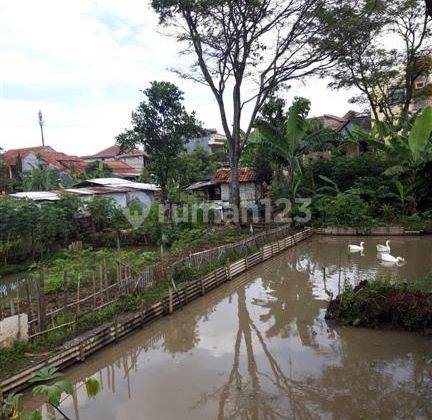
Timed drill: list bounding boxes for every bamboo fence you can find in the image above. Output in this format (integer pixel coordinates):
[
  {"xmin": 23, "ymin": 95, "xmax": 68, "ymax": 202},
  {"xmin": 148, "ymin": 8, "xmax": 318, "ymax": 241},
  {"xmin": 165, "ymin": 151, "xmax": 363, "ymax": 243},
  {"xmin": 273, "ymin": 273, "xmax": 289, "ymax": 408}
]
[
  {"xmin": 0, "ymin": 227, "xmax": 313, "ymax": 397},
  {"xmin": 1, "ymin": 224, "xmax": 295, "ymax": 337}
]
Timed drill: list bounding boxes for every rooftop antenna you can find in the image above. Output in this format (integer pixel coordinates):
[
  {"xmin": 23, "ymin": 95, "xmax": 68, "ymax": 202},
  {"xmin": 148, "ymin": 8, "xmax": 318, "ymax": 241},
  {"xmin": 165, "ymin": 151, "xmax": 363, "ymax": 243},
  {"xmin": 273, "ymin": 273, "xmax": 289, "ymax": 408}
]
[{"xmin": 38, "ymin": 110, "xmax": 45, "ymax": 147}]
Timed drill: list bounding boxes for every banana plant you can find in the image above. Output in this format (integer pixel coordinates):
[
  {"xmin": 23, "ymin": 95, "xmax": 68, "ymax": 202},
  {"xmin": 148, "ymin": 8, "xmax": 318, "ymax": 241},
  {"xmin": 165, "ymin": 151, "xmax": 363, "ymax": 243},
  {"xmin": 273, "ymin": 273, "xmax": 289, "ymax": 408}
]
[
  {"xmin": 255, "ymin": 97, "xmax": 341, "ymax": 199},
  {"xmin": 366, "ymin": 107, "xmax": 432, "ymax": 213},
  {"xmin": 367, "ymin": 107, "xmax": 432, "ymax": 175}
]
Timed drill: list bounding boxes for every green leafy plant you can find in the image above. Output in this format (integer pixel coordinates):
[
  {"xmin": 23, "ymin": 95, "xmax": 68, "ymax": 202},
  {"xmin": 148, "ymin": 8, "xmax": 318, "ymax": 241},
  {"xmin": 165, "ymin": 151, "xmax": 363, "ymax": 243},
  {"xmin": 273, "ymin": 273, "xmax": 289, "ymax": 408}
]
[{"xmin": 0, "ymin": 368, "xmax": 101, "ymax": 420}]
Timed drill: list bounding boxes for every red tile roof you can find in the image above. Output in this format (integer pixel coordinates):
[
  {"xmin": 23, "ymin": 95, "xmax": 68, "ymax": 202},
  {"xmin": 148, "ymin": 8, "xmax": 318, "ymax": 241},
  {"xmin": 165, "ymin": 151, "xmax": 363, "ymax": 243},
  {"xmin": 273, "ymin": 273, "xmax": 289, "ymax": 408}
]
[
  {"xmin": 104, "ymin": 159, "xmax": 140, "ymax": 175},
  {"xmin": 1, "ymin": 146, "xmax": 87, "ymax": 174},
  {"xmin": 88, "ymin": 145, "xmax": 147, "ymax": 159},
  {"xmin": 212, "ymin": 167, "xmax": 257, "ymax": 183}
]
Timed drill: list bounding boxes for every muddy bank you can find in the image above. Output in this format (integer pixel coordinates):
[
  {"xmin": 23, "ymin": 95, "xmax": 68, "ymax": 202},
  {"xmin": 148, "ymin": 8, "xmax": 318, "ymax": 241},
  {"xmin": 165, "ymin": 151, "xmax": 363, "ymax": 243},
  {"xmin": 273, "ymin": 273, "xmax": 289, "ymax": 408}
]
[{"xmin": 326, "ymin": 280, "xmax": 432, "ymax": 331}]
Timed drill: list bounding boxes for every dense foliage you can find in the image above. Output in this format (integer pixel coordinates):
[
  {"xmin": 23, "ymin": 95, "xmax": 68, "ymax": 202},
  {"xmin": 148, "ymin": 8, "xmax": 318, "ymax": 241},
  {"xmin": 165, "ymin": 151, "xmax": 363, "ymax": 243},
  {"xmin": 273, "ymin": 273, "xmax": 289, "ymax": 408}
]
[{"xmin": 116, "ymin": 81, "xmax": 203, "ymax": 201}]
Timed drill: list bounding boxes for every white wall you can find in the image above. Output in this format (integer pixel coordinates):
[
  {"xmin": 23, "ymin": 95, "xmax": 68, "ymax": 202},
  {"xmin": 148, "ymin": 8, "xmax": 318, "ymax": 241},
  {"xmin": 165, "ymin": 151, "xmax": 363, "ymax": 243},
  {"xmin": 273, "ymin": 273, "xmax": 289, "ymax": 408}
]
[
  {"xmin": 220, "ymin": 183, "xmax": 260, "ymax": 203},
  {"xmin": 22, "ymin": 152, "xmax": 43, "ymax": 171},
  {"xmin": 127, "ymin": 190, "xmax": 155, "ymax": 208},
  {"xmin": 119, "ymin": 156, "xmax": 146, "ymax": 171},
  {"xmin": 103, "ymin": 192, "xmax": 128, "ymax": 208},
  {"xmin": 0, "ymin": 314, "xmax": 28, "ymax": 349}
]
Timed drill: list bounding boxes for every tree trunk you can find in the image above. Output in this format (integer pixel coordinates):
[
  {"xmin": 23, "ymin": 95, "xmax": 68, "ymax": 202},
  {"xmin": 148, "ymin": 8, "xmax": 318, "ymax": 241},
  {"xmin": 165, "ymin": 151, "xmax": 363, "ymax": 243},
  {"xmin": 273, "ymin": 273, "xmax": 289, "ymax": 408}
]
[{"xmin": 229, "ymin": 148, "xmax": 241, "ymax": 213}]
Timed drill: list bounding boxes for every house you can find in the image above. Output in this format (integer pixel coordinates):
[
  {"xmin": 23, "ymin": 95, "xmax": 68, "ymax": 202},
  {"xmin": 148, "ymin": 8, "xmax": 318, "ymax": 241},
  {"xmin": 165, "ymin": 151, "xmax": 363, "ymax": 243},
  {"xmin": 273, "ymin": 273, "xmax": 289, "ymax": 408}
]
[
  {"xmin": 305, "ymin": 110, "xmax": 372, "ymax": 161},
  {"xmin": 102, "ymin": 160, "xmax": 141, "ymax": 180},
  {"xmin": 1, "ymin": 146, "xmax": 87, "ymax": 182},
  {"xmin": 311, "ymin": 114, "xmax": 348, "ymax": 131},
  {"xmin": 185, "ymin": 129, "xmax": 227, "ymax": 154},
  {"xmin": 74, "ymin": 178, "xmax": 159, "ymax": 208},
  {"xmin": 83, "ymin": 146, "xmax": 149, "ymax": 172},
  {"xmin": 9, "ymin": 178, "xmax": 160, "ymax": 209},
  {"xmin": 185, "ymin": 167, "xmax": 262, "ymax": 207},
  {"xmin": 378, "ymin": 55, "xmax": 432, "ymax": 120}
]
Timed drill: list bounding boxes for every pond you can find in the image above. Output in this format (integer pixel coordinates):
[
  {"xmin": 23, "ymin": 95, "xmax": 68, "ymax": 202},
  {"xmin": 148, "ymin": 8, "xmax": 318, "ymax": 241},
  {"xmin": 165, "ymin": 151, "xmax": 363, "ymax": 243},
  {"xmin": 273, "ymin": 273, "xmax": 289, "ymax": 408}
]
[{"xmin": 24, "ymin": 236, "xmax": 432, "ymax": 419}]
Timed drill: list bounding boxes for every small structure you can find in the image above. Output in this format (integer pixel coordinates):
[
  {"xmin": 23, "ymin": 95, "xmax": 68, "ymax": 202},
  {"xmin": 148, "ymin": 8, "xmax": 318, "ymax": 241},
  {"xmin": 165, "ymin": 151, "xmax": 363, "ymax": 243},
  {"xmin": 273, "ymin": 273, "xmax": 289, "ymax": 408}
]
[
  {"xmin": 186, "ymin": 129, "xmax": 227, "ymax": 154},
  {"xmin": 9, "ymin": 191, "xmax": 60, "ymax": 201},
  {"xmin": 9, "ymin": 178, "xmax": 160, "ymax": 209},
  {"xmin": 1, "ymin": 146, "xmax": 87, "ymax": 182},
  {"xmin": 83, "ymin": 145, "xmax": 149, "ymax": 173},
  {"xmin": 186, "ymin": 167, "xmax": 262, "ymax": 207},
  {"xmin": 74, "ymin": 178, "xmax": 159, "ymax": 208}
]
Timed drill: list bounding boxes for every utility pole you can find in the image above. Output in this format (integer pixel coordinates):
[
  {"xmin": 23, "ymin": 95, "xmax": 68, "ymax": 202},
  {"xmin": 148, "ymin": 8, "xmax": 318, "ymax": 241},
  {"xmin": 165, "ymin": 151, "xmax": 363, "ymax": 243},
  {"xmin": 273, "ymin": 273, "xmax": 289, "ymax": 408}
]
[{"xmin": 38, "ymin": 110, "xmax": 45, "ymax": 147}]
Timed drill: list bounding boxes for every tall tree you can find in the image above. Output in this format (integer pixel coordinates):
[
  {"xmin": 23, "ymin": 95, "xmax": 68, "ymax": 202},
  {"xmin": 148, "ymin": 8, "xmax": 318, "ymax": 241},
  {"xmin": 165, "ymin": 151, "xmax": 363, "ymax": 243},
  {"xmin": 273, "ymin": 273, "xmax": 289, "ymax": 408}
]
[
  {"xmin": 388, "ymin": 0, "xmax": 432, "ymax": 132},
  {"xmin": 322, "ymin": 0, "xmax": 431, "ymax": 130},
  {"xmin": 320, "ymin": 1, "xmax": 396, "ymax": 123},
  {"xmin": 151, "ymin": 0, "xmax": 333, "ymax": 209},
  {"xmin": 116, "ymin": 81, "xmax": 202, "ymax": 201}
]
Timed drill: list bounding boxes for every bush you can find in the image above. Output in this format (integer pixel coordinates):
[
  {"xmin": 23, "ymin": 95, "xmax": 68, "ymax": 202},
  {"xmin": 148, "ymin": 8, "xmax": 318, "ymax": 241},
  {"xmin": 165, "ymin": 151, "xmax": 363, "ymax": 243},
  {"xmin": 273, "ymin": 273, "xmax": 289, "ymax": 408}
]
[
  {"xmin": 326, "ymin": 279, "xmax": 432, "ymax": 331},
  {"xmin": 312, "ymin": 193, "xmax": 378, "ymax": 228}
]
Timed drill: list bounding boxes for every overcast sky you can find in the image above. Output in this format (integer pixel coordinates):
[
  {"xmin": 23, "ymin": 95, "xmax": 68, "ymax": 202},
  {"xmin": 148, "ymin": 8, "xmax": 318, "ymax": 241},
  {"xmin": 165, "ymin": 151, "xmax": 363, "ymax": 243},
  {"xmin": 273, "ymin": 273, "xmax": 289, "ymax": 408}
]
[{"xmin": 0, "ymin": 0, "xmax": 361, "ymax": 156}]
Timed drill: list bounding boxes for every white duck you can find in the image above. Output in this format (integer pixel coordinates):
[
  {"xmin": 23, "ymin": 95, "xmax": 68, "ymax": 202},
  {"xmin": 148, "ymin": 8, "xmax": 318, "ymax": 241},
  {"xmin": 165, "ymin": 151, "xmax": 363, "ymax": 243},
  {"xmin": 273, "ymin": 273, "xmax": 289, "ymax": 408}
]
[
  {"xmin": 376, "ymin": 240, "xmax": 391, "ymax": 253},
  {"xmin": 348, "ymin": 242, "xmax": 365, "ymax": 252},
  {"xmin": 380, "ymin": 253, "xmax": 405, "ymax": 263}
]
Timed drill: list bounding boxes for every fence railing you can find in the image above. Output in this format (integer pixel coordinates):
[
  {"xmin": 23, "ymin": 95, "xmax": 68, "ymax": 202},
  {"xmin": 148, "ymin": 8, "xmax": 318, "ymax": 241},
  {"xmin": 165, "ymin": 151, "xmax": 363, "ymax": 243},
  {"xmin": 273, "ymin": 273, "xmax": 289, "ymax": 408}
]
[
  {"xmin": 0, "ymin": 227, "xmax": 313, "ymax": 397},
  {"xmin": 0, "ymin": 224, "xmax": 296, "ymax": 338}
]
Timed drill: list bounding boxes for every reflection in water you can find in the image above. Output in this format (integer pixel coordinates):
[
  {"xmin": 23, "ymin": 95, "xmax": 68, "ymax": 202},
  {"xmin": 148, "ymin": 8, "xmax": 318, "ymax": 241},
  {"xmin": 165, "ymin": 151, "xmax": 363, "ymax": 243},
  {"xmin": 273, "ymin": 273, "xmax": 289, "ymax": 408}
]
[{"xmin": 25, "ymin": 236, "xmax": 432, "ymax": 419}]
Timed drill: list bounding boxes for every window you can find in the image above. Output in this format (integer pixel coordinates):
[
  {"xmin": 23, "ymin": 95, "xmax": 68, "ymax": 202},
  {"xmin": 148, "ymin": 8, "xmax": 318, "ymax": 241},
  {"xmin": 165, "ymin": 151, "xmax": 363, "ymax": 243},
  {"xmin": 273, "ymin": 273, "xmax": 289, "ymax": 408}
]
[{"xmin": 387, "ymin": 86, "xmax": 405, "ymax": 106}]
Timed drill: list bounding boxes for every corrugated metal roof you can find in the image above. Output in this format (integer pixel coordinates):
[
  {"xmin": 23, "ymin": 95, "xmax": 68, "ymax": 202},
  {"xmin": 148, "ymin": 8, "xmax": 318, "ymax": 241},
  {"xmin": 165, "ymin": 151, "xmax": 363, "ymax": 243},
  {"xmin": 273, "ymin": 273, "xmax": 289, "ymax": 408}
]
[
  {"xmin": 9, "ymin": 191, "xmax": 60, "ymax": 201},
  {"xmin": 64, "ymin": 188, "xmax": 94, "ymax": 196},
  {"xmin": 78, "ymin": 178, "xmax": 160, "ymax": 191},
  {"xmin": 186, "ymin": 180, "xmax": 218, "ymax": 191}
]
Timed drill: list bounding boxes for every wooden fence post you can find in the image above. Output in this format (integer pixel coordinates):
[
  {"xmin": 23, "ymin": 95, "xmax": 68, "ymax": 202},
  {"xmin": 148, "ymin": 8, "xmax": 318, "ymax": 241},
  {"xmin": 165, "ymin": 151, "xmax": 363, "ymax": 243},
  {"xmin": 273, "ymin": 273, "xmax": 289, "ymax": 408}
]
[
  {"xmin": 227, "ymin": 259, "xmax": 232, "ymax": 280},
  {"xmin": 63, "ymin": 271, "xmax": 69, "ymax": 316},
  {"xmin": 92, "ymin": 273, "xmax": 97, "ymax": 308},
  {"xmin": 26, "ymin": 281, "xmax": 33, "ymax": 323},
  {"xmin": 37, "ymin": 267, "xmax": 46, "ymax": 333},
  {"xmin": 76, "ymin": 279, "xmax": 80, "ymax": 317},
  {"xmin": 168, "ymin": 287, "xmax": 173, "ymax": 314},
  {"xmin": 99, "ymin": 264, "xmax": 104, "ymax": 303}
]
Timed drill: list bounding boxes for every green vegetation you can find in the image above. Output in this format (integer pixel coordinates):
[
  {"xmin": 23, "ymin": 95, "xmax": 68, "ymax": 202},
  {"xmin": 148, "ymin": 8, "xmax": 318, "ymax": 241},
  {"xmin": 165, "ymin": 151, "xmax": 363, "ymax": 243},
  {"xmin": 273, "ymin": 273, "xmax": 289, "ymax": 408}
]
[
  {"xmin": 0, "ymin": 239, "xmax": 260, "ymax": 380},
  {"xmin": 0, "ymin": 367, "xmax": 101, "ymax": 419},
  {"xmin": 33, "ymin": 248, "xmax": 159, "ymax": 293},
  {"xmin": 326, "ymin": 274, "xmax": 432, "ymax": 331},
  {"xmin": 246, "ymin": 94, "xmax": 432, "ymax": 229},
  {"xmin": 116, "ymin": 81, "xmax": 203, "ymax": 201}
]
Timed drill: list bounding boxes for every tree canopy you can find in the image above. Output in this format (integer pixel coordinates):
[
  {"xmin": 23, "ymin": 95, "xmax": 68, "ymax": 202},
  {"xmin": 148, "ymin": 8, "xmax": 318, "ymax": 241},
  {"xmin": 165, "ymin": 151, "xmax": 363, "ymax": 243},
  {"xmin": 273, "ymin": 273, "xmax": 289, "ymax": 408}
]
[
  {"xmin": 151, "ymin": 0, "xmax": 334, "ymax": 208},
  {"xmin": 116, "ymin": 81, "xmax": 202, "ymax": 200}
]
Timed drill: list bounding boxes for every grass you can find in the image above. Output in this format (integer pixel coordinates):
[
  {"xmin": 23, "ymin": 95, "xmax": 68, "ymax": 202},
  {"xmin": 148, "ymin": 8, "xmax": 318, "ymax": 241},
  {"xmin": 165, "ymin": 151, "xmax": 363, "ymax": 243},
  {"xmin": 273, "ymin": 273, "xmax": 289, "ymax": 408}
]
[{"xmin": 326, "ymin": 275, "xmax": 432, "ymax": 331}]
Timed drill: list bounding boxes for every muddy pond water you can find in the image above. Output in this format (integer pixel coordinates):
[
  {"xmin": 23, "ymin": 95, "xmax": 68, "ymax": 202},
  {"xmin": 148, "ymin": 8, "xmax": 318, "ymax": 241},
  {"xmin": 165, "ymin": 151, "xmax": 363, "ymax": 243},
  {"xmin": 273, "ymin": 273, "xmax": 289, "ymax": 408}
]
[{"xmin": 26, "ymin": 236, "xmax": 432, "ymax": 419}]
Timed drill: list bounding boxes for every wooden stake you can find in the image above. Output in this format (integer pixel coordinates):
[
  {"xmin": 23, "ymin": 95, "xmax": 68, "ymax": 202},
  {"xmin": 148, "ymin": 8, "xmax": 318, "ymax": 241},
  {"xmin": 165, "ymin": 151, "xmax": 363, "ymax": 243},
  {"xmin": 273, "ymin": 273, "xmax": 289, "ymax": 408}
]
[
  {"xmin": 63, "ymin": 271, "xmax": 69, "ymax": 316},
  {"xmin": 37, "ymin": 267, "xmax": 46, "ymax": 333},
  {"xmin": 99, "ymin": 264, "xmax": 104, "ymax": 303},
  {"xmin": 168, "ymin": 287, "xmax": 173, "ymax": 314},
  {"xmin": 92, "ymin": 273, "xmax": 96, "ymax": 308},
  {"xmin": 76, "ymin": 279, "xmax": 80, "ymax": 317},
  {"xmin": 26, "ymin": 281, "xmax": 33, "ymax": 322}
]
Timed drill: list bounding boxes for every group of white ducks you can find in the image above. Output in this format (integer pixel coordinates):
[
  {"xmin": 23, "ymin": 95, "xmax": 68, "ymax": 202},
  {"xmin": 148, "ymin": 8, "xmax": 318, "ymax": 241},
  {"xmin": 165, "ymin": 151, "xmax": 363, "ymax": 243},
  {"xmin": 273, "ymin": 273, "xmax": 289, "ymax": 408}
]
[{"xmin": 348, "ymin": 240, "xmax": 406, "ymax": 264}]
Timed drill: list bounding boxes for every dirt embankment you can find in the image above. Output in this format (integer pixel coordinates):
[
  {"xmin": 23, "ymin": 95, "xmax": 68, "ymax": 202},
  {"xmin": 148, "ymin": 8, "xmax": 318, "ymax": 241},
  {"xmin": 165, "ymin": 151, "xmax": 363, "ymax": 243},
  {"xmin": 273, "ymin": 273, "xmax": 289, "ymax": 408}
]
[{"xmin": 326, "ymin": 280, "xmax": 432, "ymax": 332}]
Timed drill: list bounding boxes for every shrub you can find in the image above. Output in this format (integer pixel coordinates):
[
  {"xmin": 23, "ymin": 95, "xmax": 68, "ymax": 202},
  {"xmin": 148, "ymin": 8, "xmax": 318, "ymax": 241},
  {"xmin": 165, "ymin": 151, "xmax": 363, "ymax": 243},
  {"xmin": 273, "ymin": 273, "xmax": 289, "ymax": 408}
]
[{"xmin": 312, "ymin": 193, "xmax": 378, "ymax": 228}]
